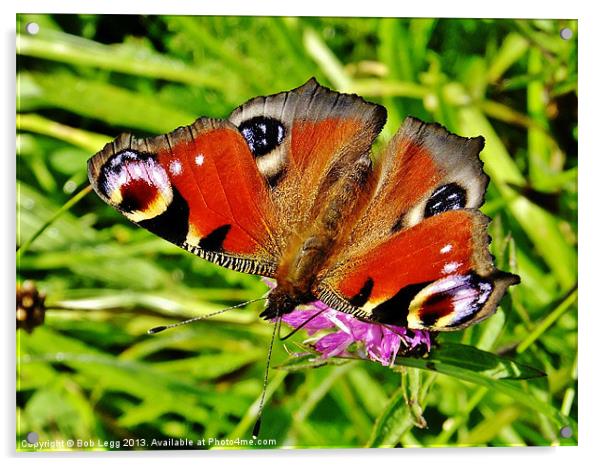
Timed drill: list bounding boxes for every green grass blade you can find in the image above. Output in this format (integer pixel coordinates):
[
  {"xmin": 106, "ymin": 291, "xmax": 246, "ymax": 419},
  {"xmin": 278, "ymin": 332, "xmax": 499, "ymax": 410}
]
[
  {"xmin": 398, "ymin": 343, "xmax": 545, "ymax": 380},
  {"xmin": 395, "ymin": 344, "xmax": 572, "ymax": 431},
  {"xmin": 17, "ymin": 30, "xmax": 226, "ymax": 90},
  {"xmin": 17, "ymin": 185, "xmax": 93, "ymax": 259},
  {"xmin": 29, "ymin": 72, "xmax": 197, "ymax": 133},
  {"xmin": 17, "ymin": 113, "xmax": 109, "ymax": 152},
  {"xmin": 303, "ymin": 28, "xmax": 351, "ymax": 90},
  {"xmin": 517, "ymin": 288, "xmax": 577, "ymax": 353},
  {"xmin": 366, "ymin": 385, "xmax": 414, "ymax": 447}
]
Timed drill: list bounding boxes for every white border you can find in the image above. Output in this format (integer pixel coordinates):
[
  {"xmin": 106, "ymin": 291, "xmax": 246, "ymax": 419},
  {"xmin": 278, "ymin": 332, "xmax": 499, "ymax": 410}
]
[
  {"xmin": 10, "ymin": 0, "xmax": 582, "ymax": 18},
  {"xmin": 6, "ymin": 1, "xmax": 599, "ymax": 465}
]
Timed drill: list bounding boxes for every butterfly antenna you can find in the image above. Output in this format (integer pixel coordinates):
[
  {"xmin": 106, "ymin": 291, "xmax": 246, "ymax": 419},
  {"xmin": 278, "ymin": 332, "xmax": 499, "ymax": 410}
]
[
  {"xmin": 278, "ymin": 308, "xmax": 326, "ymax": 341},
  {"xmin": 148, "ymin": 297, "xmax": 267, "ymax": 335},
  {"xmin": 252, "ymin": 317, "xmax": 280, "ymax": 438}
]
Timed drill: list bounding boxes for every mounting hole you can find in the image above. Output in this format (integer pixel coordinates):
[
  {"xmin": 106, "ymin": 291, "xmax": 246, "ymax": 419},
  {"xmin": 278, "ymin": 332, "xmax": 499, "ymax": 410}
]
[
  {"xmin": 560, "ymin": 28, "xmax": 573, "ymax": 40},
  {"xmin": 559, "ymin": 426, "xmax": 573, "ymax": 438},
  {"xmin": 26, "ymin": 431, "xmax": 39, "ymax": 444},
  {"xmin": 25, "ymin": 22, "xmax": 40, "ymax": 35}
]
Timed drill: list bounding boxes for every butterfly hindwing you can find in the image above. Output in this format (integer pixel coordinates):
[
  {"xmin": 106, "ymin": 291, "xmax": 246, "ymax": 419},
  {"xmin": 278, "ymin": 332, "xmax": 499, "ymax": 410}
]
[
  {"xmin": 317, "ymin": 210, "xmax": 518, "ymax": 330},
  {"xmin": 87, "ymin": 118, "xmax": 279, "ymax": 276}
]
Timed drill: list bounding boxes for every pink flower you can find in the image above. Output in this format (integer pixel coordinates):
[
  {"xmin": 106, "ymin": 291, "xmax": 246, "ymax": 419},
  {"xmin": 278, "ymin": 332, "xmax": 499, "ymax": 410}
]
[
  {"xmin": 281, "ymin": 305, "xmax": 431, "ymax": 367},
  {"xmin": 262, "ymin": 281, "xmax": 431, "ymax": 367}
]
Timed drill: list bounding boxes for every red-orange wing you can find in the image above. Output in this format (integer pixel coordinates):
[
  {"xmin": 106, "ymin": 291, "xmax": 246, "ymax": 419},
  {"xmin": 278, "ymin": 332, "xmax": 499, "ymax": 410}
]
[
  {"xmin": 88, "ymin": 118, "xmax": 278, "ymax": 276},
  {"xmin": 317, "ymin": 210, "xmax": 518, "ymax": 330},
  {"xmin": 228, "ymin": 78, "xmax": 386, "ymax": 245}
]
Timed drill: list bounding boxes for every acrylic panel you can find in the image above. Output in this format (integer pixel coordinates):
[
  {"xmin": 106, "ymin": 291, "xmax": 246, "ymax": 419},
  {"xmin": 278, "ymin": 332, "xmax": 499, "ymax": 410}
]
[{"xmin": 16, "ymin": 14, "xmax": 578, "ymax": 451}]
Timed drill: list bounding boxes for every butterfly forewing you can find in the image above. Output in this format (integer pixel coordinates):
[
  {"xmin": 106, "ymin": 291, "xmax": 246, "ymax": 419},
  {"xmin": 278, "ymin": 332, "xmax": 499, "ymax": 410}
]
[
  {"xmin": 229, "ymin": 78, "xmax": 386, "ymax": 251},
  {"xmin": 88, "ymin": 118, "xmax": 279, "ymax": 276}
]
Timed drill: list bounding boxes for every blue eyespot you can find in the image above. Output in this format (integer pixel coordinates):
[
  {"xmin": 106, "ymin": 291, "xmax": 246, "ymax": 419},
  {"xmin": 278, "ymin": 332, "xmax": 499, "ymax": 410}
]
[{"xmin": 238, "ymin": 117, "xmax": 286, "ymax": 157}]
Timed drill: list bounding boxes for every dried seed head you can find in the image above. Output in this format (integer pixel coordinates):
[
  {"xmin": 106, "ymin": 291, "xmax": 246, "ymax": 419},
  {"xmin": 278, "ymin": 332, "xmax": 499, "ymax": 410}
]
[{"xmin": 16, "ymin": 280, "xmax": 46, "ymax": 333}]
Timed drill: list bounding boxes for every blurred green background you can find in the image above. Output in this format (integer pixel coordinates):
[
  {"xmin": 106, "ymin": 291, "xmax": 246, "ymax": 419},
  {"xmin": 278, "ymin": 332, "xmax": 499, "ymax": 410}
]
[{"xmin": 16, "ymin": 15, "xmax": 577, "ymax": 450}]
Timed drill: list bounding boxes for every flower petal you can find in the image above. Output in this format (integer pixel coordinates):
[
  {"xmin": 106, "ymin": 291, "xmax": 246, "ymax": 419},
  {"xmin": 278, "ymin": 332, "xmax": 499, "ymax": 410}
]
[{"xmin": 314, "ymin": 331, "xmax": 354, "ymax": 358}]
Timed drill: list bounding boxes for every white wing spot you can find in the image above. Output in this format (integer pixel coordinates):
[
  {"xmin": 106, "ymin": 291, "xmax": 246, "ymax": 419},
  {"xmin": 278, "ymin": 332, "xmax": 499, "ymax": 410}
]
[
  {"xmin": 440, "ymin": 244, "xmax": 453, "ymax": 254},
  {"xmin": 442, "ymin": 261, "xmax": 461, "ymax": 274},
  {"xmin": 195, "ymin": 154, "xmax": 205, "ymax": 166},
  {"xmin": 169, "ymin": 160, "xmax": 182, "ymax": 176}
]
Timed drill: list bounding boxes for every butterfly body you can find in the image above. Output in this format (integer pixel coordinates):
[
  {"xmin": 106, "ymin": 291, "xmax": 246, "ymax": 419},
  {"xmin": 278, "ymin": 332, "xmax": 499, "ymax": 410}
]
[
  {"xmin": 263, "ymin": 150, "xmax": 374, "ymax": 319},
  {"xmin": 88, "ymin": 78, "xmax": 518, "ymax": 332}
]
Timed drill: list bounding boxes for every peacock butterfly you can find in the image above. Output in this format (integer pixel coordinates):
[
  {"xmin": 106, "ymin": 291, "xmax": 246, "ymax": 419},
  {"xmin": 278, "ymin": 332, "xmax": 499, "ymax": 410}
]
[{"xmin": 87, "ymin": 78, "xmax": 519, "ymax": 335}]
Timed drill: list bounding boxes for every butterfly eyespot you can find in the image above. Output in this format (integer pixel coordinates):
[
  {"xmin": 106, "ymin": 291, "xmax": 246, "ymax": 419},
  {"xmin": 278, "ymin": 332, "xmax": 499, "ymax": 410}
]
[
  {"xmin": 424, "ymin": 183, "xmax": 467, "ymax": 218},
  {"xmin": 98, "ymin": 150, "xmax": 173, "ymax": 220},
  {"xmin": 408, "ymin": 273, "xmax": 494, "ymax": 329},
  {"xmin": 238, "ymin": 116, "xmax": 286, "ymax": 157}
]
